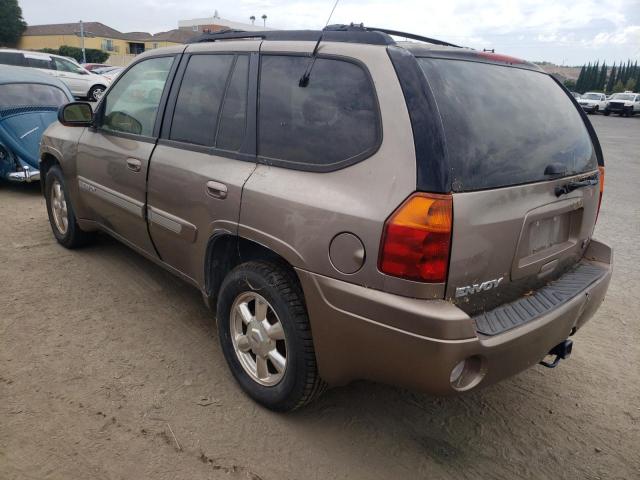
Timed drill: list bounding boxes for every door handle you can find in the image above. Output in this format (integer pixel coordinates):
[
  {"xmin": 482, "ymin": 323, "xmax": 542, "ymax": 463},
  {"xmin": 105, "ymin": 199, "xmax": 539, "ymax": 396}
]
[
  {"xmin": 126, "ymin": 158, "xmax": 142, "ymax": 173},
  {"xmin": 206, "ymin": 180, "xmax": 228, "ymax": 199}
]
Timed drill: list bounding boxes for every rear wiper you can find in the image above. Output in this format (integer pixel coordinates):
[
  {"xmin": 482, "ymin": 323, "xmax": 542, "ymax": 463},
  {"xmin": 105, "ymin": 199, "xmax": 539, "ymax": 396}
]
[{"xmin": 555, "ymin": 174, "xmax": 599, "ymax": 197}]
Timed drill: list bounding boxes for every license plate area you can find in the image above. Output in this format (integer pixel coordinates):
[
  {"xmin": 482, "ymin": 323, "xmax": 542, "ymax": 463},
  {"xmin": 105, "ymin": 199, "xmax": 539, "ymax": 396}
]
[{"xmin": 512, "ymin": 198, "xmax": 584, "ymax": 280}]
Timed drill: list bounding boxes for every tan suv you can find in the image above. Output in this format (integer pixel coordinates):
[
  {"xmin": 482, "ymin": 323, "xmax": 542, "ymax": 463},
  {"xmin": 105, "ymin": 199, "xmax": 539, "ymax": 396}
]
[{"xmin": 40, "ymin": 25, "xmax": 612, "ymax": 411}]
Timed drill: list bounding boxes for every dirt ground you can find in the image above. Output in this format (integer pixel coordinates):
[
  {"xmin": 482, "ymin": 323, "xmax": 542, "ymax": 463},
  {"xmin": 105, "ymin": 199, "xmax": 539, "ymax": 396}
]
[{"xmin": 1, "ymin": 115, "xmax": 639, "ymax": 480}]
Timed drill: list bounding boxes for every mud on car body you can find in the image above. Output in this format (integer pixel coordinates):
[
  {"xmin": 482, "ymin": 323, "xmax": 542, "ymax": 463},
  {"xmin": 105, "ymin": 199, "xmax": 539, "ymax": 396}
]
[{"xmin": 39, "ymin": 25, "xmax": 612, "ymax": 411}]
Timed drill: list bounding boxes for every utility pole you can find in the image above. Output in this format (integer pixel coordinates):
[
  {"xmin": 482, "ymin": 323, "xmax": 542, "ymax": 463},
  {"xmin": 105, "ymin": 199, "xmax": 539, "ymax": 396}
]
[
  {"xmin": 262, "ymin": 14, "xmax": 267, "ymax": 27},
  {"xmin": 79, "ymin": 20, "xmax": 86, "ymax": 63}
]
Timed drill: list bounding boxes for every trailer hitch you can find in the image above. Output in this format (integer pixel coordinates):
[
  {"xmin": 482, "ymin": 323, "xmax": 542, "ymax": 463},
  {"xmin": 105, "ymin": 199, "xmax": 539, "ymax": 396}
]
[{"xmin": 539, "ymin": 339, "xmax": 573, "ymax": 368}]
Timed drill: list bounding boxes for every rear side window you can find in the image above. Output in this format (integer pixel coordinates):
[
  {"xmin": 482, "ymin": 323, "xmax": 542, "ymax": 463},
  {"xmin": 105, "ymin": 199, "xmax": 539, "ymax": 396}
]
[
  {"xmin": 170, "ymin": 54, "xmax": 235, "ymax": 146},
  {"xmin": 217, "ymin": 55, "xmax": 249, "ymax": 151},
  {"xmin": 24, "ymin": 54, "xmax": 54, "ymax": 70},
  {"xmin": 258, "ymin": 55, "xmax": 379, "ymax": 169},
  {"xmin": 0, "ymin": 52, "xmax": 25, "ymax": 66},
  {"xmin": 417, "ymin": 58, "xmax": 596, "ymax": 191}
]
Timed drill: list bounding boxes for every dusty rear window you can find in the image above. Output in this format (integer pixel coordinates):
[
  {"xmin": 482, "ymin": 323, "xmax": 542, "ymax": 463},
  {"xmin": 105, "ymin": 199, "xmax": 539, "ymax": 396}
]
[{"xmin": 417, "ymin": 58, "xmax": 596, "ymax": 192}]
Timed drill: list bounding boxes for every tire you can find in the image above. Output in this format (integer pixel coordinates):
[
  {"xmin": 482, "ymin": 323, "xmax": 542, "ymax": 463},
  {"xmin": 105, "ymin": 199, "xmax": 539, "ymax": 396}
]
[
  {"xmin": 45, "ymin": 165, "xmax": 95, "ymax": 249},
  {"xmin": 216, "ymin": 261, "xmax": 325, "ymax": 411},
  {"xmin": 604, "ymin": 111, "xmax": 610, "ymax": 116},
  {"xmin": 88, "ymin": 85, "xmax": 106, "ymax": 102}
]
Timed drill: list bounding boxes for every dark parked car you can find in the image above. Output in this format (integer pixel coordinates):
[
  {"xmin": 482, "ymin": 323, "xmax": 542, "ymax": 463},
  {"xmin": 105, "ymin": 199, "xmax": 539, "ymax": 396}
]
[
  {"xmin": 40, "ymin": 26, "xmax": 611, "ymax": 411},
  {"xmin": 0, "ymin": 67, "xmax": 73, "ymax": 182}
]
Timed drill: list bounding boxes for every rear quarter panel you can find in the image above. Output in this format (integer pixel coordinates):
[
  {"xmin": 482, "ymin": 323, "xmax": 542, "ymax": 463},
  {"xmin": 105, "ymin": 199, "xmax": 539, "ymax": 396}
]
[{"xmin": 239, "ymin": 42, "xmax": 443, "ymax": 299}]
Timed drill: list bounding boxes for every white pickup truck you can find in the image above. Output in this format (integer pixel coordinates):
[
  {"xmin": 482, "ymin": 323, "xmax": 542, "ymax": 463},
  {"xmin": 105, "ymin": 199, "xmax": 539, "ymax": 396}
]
[
  {"xmin": 577, "ymin": 92, "xmax": 607, "ymax": 114},
  {"xmin": 604, "ymin": 92, "xmax": 640, "ymax": 117}
]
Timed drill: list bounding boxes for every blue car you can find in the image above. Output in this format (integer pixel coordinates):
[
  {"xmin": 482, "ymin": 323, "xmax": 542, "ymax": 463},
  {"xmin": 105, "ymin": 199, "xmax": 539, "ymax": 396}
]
[{"xmin": 0, "ymin": 67, "xmax": 73, "ymax": 182}]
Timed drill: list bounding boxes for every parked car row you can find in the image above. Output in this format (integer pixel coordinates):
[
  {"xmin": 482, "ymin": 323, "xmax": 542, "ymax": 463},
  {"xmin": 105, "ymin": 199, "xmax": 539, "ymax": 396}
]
[
  {"xmin": 576, "ymin": 90, "xmax": 640, "ymax": 116},
  {"xmin": 0, "ymin": 49, "xmax": 112, "ymax": 101}
]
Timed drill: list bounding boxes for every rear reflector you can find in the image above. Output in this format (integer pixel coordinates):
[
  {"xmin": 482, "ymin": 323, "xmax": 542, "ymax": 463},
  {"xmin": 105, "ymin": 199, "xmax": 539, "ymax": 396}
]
[{"xmin": 379, "ymin": 193, "xmax": 453, "ymax": 283}]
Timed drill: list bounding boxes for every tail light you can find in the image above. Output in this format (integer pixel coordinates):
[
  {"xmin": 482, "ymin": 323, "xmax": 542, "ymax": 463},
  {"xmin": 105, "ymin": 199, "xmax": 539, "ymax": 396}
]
[
  {"xmin": 379, "ymin": 193, "xmax": 453, "ymax": 283},
  {"xmin": 597, "ymin": 165, "xmax": 605, "ymax": 222}
]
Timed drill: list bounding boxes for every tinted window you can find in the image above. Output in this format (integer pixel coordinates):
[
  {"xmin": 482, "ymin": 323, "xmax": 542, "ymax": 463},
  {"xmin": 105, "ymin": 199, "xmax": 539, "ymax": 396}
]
[
  {"xmin": 217, "ymin": 55, "xmax": 249, "ymax": 151},
  {"xmin": 24, "ymin": 54, "xmax": 54, "ymax": 70},
  {"xmin": 258, "ymin": 55, "xmax": 379, "ymax": 168},
  {"xmin": 170, "ymin": 54, "xmax": 234, "ymax": 146},
  {"xmin": 417, "ymin": 58, "xmax": 596, "ymax": 191},
  {"xmin": 102, "ymin": 56, "xmax": 174, "ymax": 137},
  {"xmin": 0, "ymin": 52, "xmax": 25, "ymax": 66},
  {"xmin": 0, "ymin": 83, "xmax": 69, "ymax": 106}
]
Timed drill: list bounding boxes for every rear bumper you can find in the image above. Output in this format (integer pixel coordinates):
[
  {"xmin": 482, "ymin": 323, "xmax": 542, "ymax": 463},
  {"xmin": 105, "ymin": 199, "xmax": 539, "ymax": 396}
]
[{"xmin": 297, "ymin": 239, "xmax": 612, "ymax": 395}]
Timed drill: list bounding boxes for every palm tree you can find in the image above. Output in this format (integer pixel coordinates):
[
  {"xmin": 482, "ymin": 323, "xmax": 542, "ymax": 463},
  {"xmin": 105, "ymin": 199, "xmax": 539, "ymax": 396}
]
[
  {"xmin": 250, "ymin": 15, "xmax": 255, "ymax": 25},
  {"xmin": 261, "ymin": 14, "xmax": 267, "ymax": 27}
]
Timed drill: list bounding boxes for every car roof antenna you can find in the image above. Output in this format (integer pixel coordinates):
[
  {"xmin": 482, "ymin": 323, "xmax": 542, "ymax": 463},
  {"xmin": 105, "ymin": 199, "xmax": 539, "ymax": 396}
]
[{"xmin": 299, "ymin": 0, "xmax": 340, "ymax": 87}]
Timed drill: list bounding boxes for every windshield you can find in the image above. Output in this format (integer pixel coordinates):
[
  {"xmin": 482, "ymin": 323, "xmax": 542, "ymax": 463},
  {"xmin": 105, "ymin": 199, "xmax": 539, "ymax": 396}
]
[
  {"xmin": 0, "ymin": 83, "xmax": 68, "ymax": 107},
  {"xmin": 417, "ymin": 58, "xmax": 596, "ymax": 192},
  {"xmin": 611, "ymin": 93, "xmax": 634, "ymax": 101},
  {"xmin": 583, "ymin": 93, "xmax": 601, "ymax": 100}
]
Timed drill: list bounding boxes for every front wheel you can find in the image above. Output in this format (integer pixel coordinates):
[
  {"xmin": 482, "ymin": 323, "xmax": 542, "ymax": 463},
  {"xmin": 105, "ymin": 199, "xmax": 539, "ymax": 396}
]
[
  {"xmin": 603, "ymin": 111, "xmax": 610, "ymax": 116},
  {"xmin": 88, "ymin": 85, "xmax": 106, "ymax": 102},
  {"xmin": 45, "ymin": 166, "xmax": 95, "ymax": 249},
  {"xmin": 216, "ymin": 261, "xmax": 325, "ymax": 411}
]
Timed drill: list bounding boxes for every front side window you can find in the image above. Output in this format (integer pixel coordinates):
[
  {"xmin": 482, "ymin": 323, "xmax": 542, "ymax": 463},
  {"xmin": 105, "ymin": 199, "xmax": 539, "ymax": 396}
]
[
  {"xmin": 102, "ymin": 56, "xmax": 174, "ymax": 137},
  {"xmin": 0, "ymin": 83, "xmax": 69, "ymax": 107},
  {"xmin": 258, "ymin": 55, "xmax": 379, "ymax": 169},
  {"xmin": 54, "ymin": 57, "xmax": 85, "ymax": 74},
  {"xmin": 169, "ymin": 54, "xmax": 235, "ymax": 146}
]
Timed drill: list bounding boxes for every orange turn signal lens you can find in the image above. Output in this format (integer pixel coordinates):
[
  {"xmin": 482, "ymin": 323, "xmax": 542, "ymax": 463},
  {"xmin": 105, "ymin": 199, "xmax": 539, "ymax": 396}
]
[{"xmin": 379, "ymin": 193, "xmax": 453, "ymax": 283}]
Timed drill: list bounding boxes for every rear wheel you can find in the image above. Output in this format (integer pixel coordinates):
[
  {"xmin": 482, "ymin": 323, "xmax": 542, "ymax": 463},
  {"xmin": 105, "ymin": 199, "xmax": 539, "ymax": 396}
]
[
  {"xmin": 216, "ymin": 261, "xmax": 325, "ymax": 411},
  {"xmin": 604, "ymin": 111, "xmax": 610, "ymax": 116},
  {"xmin": 45, "ymin": 166, "xmax": 95, "ymax": 248}
]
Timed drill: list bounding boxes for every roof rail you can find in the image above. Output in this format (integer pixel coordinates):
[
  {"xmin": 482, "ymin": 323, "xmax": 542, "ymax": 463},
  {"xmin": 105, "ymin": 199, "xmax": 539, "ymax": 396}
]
[
  {"xmin": 186, "ymin": 24, "xmax": 461, "ymax": 48},
  {"xmin": 365, "ymin": 27, "xmax": 461, "ymax": 48}
]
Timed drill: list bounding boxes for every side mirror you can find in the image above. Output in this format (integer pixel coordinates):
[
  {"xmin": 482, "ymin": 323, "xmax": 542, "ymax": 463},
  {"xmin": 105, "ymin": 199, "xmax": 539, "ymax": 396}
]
[{"xmin": 58, "ymin": 102, "xmax": 93, "ymax": 127}]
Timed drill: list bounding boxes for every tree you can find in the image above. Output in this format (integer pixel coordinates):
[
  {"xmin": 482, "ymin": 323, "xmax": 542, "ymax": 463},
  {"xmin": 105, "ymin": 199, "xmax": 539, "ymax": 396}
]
[
  {"xmin": 597, "ymin": 62, "xmax": 607, "ymax": 91},
  {"xmin": 0, "ymin": 0, "xmax": 27, "ymax": 47},
  {"xmin": 38, "ymin": 45, "xmax": 109, "ymax": 63},
  {"xmin": 606, "ymin": 62, "xmax": 617, "ymax": 93},
  {"xmin": 612, "ymin": 80, "xmax": 626, "ymax": 93},
  {"xmin": 563, "ymin": 79, "xmax": 577, "ymax": 91},
  {"xmin": 576, "ymin": 64, "xmax": 586, "ymax": 92}
]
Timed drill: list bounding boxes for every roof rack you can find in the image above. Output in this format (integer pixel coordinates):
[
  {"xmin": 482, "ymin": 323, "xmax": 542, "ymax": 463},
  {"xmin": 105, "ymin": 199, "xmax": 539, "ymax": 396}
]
[
  {"xmin": 364, "ymin": 27, "xmax": 461, "ymax": 48},
  {"xmin": 187, "ymin": 24, "xmax": 461, "ymax": 49}
]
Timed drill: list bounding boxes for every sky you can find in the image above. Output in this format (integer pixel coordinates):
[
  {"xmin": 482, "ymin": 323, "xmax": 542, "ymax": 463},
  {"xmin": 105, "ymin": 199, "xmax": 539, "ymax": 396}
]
[{"xmin": 18, "ymin": 0, "xmax": 640, "ymax": 65}]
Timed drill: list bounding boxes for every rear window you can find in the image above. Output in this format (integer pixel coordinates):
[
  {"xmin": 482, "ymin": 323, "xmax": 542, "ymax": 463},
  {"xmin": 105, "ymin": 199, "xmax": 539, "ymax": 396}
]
[
  {"xmin": 417, "ymin": 58, "xmax": 596, "ymax": 191},
  {"xmin": 0, "ymin": 83, "xmax": 68, "ymax": 107}
]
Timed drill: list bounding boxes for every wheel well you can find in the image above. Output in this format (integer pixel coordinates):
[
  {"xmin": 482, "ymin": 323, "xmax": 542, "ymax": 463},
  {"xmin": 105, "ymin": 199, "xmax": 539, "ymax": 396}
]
[
  {"xmin": 205, "ymin": 234, "xmax": 299, "ymax": 305},
  {"xmin": 39, "ymin": 153, "xmax": 60, "ymax": 193},
  {"xmin": 91, "ymin": 84, "xmax": 107, "ymax": 91}
]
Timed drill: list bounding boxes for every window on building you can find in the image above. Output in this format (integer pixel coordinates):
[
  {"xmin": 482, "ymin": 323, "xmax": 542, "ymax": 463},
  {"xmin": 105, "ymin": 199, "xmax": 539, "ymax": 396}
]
[
  {"xmin": 258, "ymin": 55, "xmax": 379, "ymax": 169},
  {"xmin": 102, "ymin": 56, "xmax": 174, "ymax": 137},
  {"xmin": 169, "ymin": 54, "xmax": 235, "ymax": 146},
  {"xmin": 101, "ymin": 39, "xmax": 114, "ymax": 52},
  {"xmin": 192, "ymin": 25, "xmax": 198, "ymax": 32}
]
